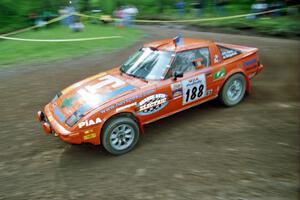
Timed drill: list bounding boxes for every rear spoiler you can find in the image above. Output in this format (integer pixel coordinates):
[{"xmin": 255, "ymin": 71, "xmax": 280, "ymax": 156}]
[{"xmin": 217, "ymin": 42, "xmax": 258, "ymax": 54}]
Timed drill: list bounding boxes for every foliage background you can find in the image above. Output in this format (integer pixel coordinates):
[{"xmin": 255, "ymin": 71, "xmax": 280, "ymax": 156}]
[
  {"xmin": 0, "ymin": 0, "xmax": 299, "ymax": 37},
  {"xmin": 0, "ymin": 0, "xmax": 257, "ymax": 33}
]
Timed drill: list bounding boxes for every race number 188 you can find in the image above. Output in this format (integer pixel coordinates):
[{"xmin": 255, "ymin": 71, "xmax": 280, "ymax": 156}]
[{"xmin": 182, "ymin": 74, "xmax": 206, "ymax": 105}]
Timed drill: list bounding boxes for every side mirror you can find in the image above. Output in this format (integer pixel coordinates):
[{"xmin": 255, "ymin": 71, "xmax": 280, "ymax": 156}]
[{"xmin": 173, "ymin": 71, "xmax": 184, "ymax": 80}]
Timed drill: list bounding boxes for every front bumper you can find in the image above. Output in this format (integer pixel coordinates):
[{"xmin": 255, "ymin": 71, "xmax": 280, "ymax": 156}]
[
  {"xmin": 37, "ymin": 108, "xmax": 83, "ymax": 144},
  {"xmin": 257, "ymin": 64, "xmax": 263, "ymax": 74},
  {"xmin": 37, "ymin": 111, "xmax": 52, "ymax": 134}
]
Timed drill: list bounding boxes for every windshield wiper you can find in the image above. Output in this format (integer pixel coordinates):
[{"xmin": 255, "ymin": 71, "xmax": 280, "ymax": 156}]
[
  {"xmin": 120, "ymin": 66, "xmax": 125, "ymax": 74},
  {"xmin": 127, "ymin": 73, "xmax": 140, "ymax": 78}
]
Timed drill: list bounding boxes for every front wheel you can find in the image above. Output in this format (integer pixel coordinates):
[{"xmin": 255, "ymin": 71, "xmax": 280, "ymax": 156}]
[
  {"xmin": 219, "ymin": 73, "xmax": 246, "ymax": 106},
  {"xmin": 101, "ymin": 117, "xmax": 140, "ymax": 155}
]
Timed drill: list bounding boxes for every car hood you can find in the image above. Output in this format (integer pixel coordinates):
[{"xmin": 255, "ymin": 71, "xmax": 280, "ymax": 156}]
[{"xmin": 50, "ymin": 68, "xmax": 148, "ymax": 121}]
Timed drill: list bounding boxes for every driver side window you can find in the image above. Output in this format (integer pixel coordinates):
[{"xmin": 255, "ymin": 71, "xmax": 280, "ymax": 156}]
[{"xmin": 166, "ymin": 47, "xmax": 210, "ymax": 79}]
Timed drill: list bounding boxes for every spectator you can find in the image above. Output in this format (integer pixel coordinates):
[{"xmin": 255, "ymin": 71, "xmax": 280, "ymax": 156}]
[
  {"xmin": 193, "ymin": 0, "xmax": 203, "ymax": 16},
  {"xmin": 122, "ymin": 6, "xmax": 138, "ymax": 27},
  {"xmin": 269, "ymin": 1, "xmax": 286, "ymax": 17},
  {"xmin": 215, "ymin": 0, "xmax": 226, "ymax": 16},
  {"xmin": 247, "ymin": 0, "xmax": 269, "ymax": 19},
  {"xmin": 59, "ymin": 6, "xmax": 68, "ymax": 25},
  {"xmin": 28, "ymin": 12, "xmax": 38, "ymax": 26},
  {"xmin": 60, "ymin": 5, "xmax": 75, "ymax": 26},
  {"xmin": 285, "ymin": 0, "xmax": 298, "ymax": 15},
  {"xmin": 114, "ymin": 7, "xmax": 124, "ymax": 27},
  {"xmin": 70, "ymin": 17, "xmax": 85, "ymax": 32},
  {"xmin": 36, "ymin": 18, "xmax": 47, "ymax": 28},
  {"xmin": 175, "ymin": 0, "xmax": 185, "ymax": 18}
]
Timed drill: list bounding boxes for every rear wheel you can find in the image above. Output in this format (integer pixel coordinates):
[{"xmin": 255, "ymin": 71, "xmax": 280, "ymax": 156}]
[
  {"xmin": 101, "ymin": 117, "xmax": 139, "ymax": 155},
  {"xmin": 219, "ymin": 73, "xmax": 246, "ymax": 106}
]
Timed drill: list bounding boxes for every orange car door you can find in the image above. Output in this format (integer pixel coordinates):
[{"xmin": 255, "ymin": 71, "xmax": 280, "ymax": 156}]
[{"xmin": 155, "ymin": 48, "xmax": 215, "ymax": 116}]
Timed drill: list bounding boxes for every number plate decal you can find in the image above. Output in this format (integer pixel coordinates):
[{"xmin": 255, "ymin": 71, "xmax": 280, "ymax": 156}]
[{"xmin": 182, "ymin": 74, "xmax": 206, "ymax": 105}]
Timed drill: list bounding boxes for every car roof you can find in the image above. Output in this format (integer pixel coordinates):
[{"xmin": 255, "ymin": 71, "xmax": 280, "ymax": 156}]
[{"xmin": 144, "ymin": 38, "xmax": 213, "ymax": 52}]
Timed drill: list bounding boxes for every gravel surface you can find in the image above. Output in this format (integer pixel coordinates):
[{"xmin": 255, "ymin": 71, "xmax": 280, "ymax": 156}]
[{"xmin": 0, "ymin": 26, "xmax": 299, "ymax": 200}]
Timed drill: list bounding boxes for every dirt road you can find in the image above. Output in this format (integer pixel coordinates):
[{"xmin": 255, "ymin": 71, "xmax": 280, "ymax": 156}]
[{"xmin": 0, "ymin": 26, "xmax": 299, "ymax": 200}]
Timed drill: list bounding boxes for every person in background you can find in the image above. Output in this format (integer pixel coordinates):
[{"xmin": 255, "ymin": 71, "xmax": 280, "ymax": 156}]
[
  {"xmin": 175, "ymin": 0, "xmax": 185, "ymax": 18},
  {"xmin": 70, "ymin": 17, "xmax": 84, "ymax": 32},
  {"xmin": 59, "ymin": 6, "xmax": 68, "ymax": 25},
  {"xmin": 28, "ymin": 12, "xmax": 38, "ymax": 26},
  {"xmin": 248, "ymin": 0, "xmax": 269, "ymax": 19},
  {"xmin": 42, "ymin": 11, "xmax": 51, "ymax": 22},
  {"xmin": 194, "ymin": 0, "xmax": 203, "ymax": 16},
  {"xmin": 122, "ymin": 6, "xmax": 131, "ymax": 27},
  {"xmin": 35, "ymin": 18, "xmax": 47, "ymax": 28},
  {"xmin": 269, "ymin": 1, "xmax": 286, "ymax": 17},
  {"xmin": 64, "ymin": 5, "xmax": 75, "ymax": 26},
  {"xmin": 285, "ymin": 0, "xmax": 298, "ymax": 15},
  {"xmin": 128, "ymin": 6, "xmax": 138, "ymax": 25},
  {"xmin": 114, "ymin": 7, "xmax": 124, "ymax": 28},
  {"xmin": 215, "ymin": 0, "xmax": 226, "ymax": 16},
  {"xmin": 122, "ymin": 6, "xmax": 138, "ymax": 27}
]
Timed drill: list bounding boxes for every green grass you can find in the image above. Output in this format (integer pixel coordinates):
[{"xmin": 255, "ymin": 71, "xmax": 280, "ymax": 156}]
[{"xmin": 0, "ymin": 24, "xmax": 143, "ymax": 67}]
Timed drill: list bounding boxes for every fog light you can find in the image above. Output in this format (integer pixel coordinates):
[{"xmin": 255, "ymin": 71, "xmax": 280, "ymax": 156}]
[
  {"xmin": 42, "ymin": 122, "xmax": 52, "ymax": 135},
  {"xmin": 37, "ymin": 111, "xmax": 45, "ymax": 122}
]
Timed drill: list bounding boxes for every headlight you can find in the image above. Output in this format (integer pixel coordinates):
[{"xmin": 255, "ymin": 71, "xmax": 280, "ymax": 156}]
[
  {"xmin": 65, "ymin": 104, "xmax": 90, "ymax": 127},
  {"xmin": 66, "ymin": 114, "xmax": 80, "ymax": 127}
]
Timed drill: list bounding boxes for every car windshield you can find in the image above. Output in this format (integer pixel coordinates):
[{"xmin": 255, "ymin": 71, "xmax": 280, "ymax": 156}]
[{"xmin": 120, "ymin": 48, "xmax": 172, "ymax": 80}]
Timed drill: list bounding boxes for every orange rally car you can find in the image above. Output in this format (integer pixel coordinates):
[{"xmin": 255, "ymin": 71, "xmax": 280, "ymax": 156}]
[{"xmin": 37, "ymin": 37, "xmax": 263, "ymax": 155}]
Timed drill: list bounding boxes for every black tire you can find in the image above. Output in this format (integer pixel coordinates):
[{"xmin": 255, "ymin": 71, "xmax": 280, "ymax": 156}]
[
  {"xmin": 219, "ymin": 73, "xmax": 246, "ymax": 107},
  {"xmin": 101, "ymin": 117, "xmax": 139, "ymax": 155}
]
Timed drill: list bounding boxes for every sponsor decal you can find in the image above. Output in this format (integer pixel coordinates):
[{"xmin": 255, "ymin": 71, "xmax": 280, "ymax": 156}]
[
  {"xmin": 78, "ymin": 117, "xmax": 102, "ymax": 129},
  {"xmin": 243, "ymin": 58, "xmax": 257, "ymax": 67},
  {"xmin": 47, "ymin": 115, "xmax": 54, "ymax": 122},
  {"xmin": 222, "ymin": 50, "xmax": 238, "ymax": 59},
  {"xmin": 85, "ymin": 75, "xmax": 125, "ymax": 93},
  {"xmin": 213, "ymin": 67, "xmax": 226, "ymax": 80},
  {"xmin": 206, "ymin": 89, "xmax": 213, "ymax": 96},
  {"xmin": 116, "ymin": 102, "xmax": 137, "ymax": 112},
  {"xmin": 61, "ymin": 72, "xmax": 107, "ymax": 95},
  {"xmin": 83, "ymin": 133, "xmax": 97, "ymax": 140},
  {"xmin": 53, "ymin": 107, "xmax": 65, "ymax": 123},
  {"xmin": 59, "ymin": 75, "xmax": 137, "ymax": 120},
  {"xmin": 77, "ymin": 75, "xmax": 136, "ymax": 107},
  {"xmin": 214, "ymin": 55, "xmax": 219, "ymax": 63},
  {"xmin": 78, "ymin": 84, "xmax": 136, "ymax": 107},
  {"xmin": 245, "ymin": 65, "xmax": 257, "ymax": 71},
  {"xmin": 84, "ymin": 130, "xmax": 94, "ymax": 134},
  {"xmin": 100, "ymin": 89, "xmax": 155, "ymax": 114},
  {"xmin": 171, "ymin": 82, "xmax": 183, "ymax": 98},
  {"xmin": 61, "ymin": 95, "xmax": 79, "ymax": 108},
  {"xmin": 137, "ymin": 94, "xmax": 168, "ymax": 115},
  {"xmin": 182, "ymin": 74, "xmax": 206, "ymax": 105}
]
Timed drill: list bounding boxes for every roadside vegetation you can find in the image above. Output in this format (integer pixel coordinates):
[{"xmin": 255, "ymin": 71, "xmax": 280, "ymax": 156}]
[
  {"xmin": 136, "ymin": 2, "xmax": 300, "ymax": 37},
  {"xmin": 0, "ymin": 24, "xmax": 142, "ymax": 67},
  {"xmin": 0, "ymin": 0, "xmax": 298, "ymax": 68},
  {"xmin": 1, "ymin": 0, "xmax": 299, "ymax": 37}
]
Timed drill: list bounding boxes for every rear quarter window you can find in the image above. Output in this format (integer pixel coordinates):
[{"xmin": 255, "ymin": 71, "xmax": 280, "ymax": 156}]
[{"xmin": 217, "ymin": 45, "xmax": 241, "ymax": 60}]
